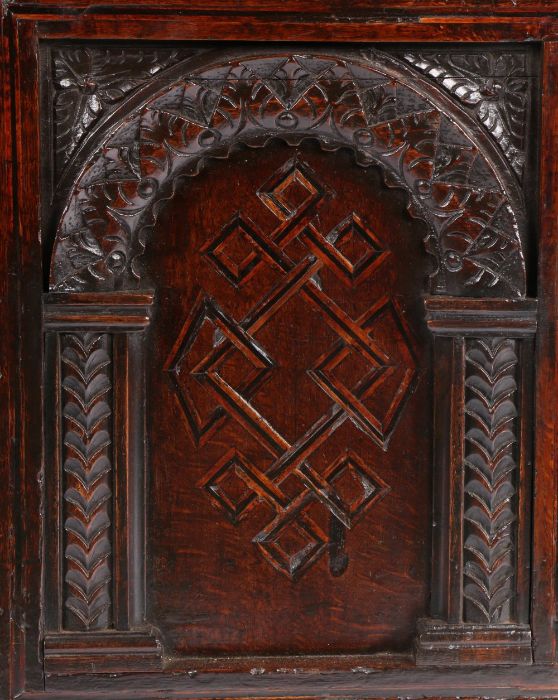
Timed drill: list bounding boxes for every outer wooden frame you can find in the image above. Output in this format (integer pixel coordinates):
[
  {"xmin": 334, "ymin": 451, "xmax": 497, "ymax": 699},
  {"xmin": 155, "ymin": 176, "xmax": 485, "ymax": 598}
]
[{"xmin": 2, "ymin": 4, "xmax": 558, "ymax": 698}]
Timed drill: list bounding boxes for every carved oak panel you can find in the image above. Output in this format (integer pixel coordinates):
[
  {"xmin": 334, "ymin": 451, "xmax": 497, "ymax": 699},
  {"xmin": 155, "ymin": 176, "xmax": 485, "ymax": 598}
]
[
  {"xmin": 41, "ymin": 45, "xmax": 535, "ymax": 664},
  {"xmin": 5, "ymin": 33, "xmax": 541, "ymax": 696}
]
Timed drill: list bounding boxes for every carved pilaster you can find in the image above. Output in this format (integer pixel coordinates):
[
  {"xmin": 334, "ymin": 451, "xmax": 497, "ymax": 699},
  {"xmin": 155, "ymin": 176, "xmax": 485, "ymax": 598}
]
[
  {"xmin": 43, "ymin": 293, "xmax": 160, "ymax": 674},
  {"xmin": 415, "ymin": 297, "xmax": 536, "ymax": 666}
]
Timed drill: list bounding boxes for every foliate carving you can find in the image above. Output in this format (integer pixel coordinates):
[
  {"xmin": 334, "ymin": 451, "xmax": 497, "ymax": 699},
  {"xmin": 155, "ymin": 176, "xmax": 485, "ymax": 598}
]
[
  {"xmin": 51, "ymin": 50, "xmax": 526, "ymax": 298},
  {"xmin": 463, "ymin": 338, "xmax": 518, "ymax": 623},
  {"xmin": 61, "ymin": 333, "xmax": 112, "ymax": 630},
  {"xmin": 52, "ymin": 47, "xmax": 194, "ymax": 175},
  {"xmin": 164, "ymin": 156, "xmax": 421, "ymax": 580},
  {"xmin": 401, "ymin": 52, "xmax": 529, "ymax": 179}
]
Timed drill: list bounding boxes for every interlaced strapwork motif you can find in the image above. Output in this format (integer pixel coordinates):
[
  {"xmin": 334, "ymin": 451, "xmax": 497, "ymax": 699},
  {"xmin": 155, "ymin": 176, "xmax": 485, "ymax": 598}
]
[{"xmin": 165, "ymin": 157, "xmax": 418, "ymax": 579}]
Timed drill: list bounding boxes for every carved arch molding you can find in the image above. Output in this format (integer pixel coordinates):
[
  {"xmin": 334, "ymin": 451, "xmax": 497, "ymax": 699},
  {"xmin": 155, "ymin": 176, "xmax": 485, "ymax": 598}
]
[{"xmin": 50, "ymin": 48, "xmax": 527, "ymax": 298}]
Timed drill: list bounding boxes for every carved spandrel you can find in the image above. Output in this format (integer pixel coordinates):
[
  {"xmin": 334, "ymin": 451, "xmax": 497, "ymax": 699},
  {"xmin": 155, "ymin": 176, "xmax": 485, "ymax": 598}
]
[
  {"xmin": 400, "ymin": 51, "xmax": 531, "ymax": 180},
  {"xmin": 50, "ymin": 50, "xmax": 527, "ymax": 298},
  {"xmin": 61, "ymin": 332, "xmax": 113, "ymax": 631},
  {"xmin": 51, "ymin": 46, "xmax": 198, "ymax": 179}
]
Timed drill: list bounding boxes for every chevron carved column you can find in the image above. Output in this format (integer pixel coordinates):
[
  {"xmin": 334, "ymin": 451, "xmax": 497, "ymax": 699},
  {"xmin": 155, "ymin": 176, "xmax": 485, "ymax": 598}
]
[
  {"xmin": 61, "ymin": 332, "xmax": 113, "ymax": 631},
  {"xmin": 462, "ymin": 338, "xmax": 519, "ymax": 625},
  {"xmin": 415, "ymin": 297, "xmax": 536, "ymax": 666}
]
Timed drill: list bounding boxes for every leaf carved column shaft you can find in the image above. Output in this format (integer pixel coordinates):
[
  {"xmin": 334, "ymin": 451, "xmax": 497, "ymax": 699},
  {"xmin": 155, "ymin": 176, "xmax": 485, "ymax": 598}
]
[
  {"xmin": 61, "ymin": 332, "xmax": 113, "ymax": 631},
  {"xmin": 463, "ymin": 338, "xmax": 518, "ymax": 624},
  {"xmin": 416, "ymin": 298, "xmax": 536, "ymax": 666}
]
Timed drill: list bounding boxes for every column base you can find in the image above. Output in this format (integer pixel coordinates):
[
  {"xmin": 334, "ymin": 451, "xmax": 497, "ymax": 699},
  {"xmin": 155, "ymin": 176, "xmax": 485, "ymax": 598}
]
[
  {"xmin": 415, "ymin": 619, "xmax": 533, "ymax": 666},
  {"xmin": 44, "ymin": 630, "xmax": 163, "ymax": 675}
]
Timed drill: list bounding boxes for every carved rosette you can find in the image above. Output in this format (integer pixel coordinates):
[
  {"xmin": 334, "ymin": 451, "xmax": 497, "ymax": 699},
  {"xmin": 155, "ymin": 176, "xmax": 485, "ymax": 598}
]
[
  {"xmin": 463, "ymin": 338, "xmax": 518, "ymax": 623},
  {"xmin": 61, "ymin": 332, "xmax": 113, "ymax": 630}
]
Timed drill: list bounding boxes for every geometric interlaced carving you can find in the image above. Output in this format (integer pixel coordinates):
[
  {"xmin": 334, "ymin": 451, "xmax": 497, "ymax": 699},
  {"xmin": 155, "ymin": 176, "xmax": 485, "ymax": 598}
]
[{"xmin": 165, "ymin": 156, "xmax": 418, "ymax": 579}]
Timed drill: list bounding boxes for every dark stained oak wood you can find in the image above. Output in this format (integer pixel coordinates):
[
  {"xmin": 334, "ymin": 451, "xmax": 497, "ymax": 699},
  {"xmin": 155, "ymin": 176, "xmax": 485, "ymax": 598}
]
[
  {"xmin": 1, "ymin": 2, "xmax": 557, "ymax": 697},
  {"xmin": 47, "ymin": 49, "xmax": 528, "ymax": 297},
  {"xmin": 8, "ymin": 0, "xmax": 558, "ymax": 14},
  {"xmin": 424, "ymin": 298, "xmax": 538, "ymax": 336},
  {"xmin": 44, "ymin": 292, "xmax": 154, "ymax": 330},
  {"xmin": 0, "ymin": 10, "xmax": 18, "ymax": 700},
  {"xmin": 531, "ymin": 40, "xmax": 558, "ymax": 664},
  {"xmin": 30, "ymin": 15, "xmax": 558, "ymax": 43},
  {"xmin": 11, "ymin": 14, "xmax": 45, "ymax": 695}
]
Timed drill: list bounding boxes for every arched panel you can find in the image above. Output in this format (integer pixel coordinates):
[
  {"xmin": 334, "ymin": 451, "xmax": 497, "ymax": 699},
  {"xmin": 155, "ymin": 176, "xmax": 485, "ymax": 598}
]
[{"xmin": 41, "ymin": 44, "xmax": 536, "ymax": 676}]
